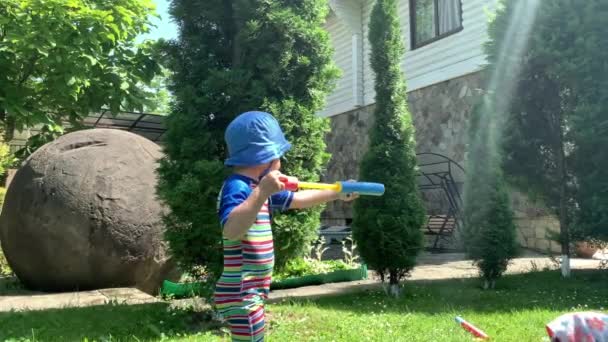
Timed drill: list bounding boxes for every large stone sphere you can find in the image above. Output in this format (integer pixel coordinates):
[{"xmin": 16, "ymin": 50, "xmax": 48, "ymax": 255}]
[{"xmin": 0, "ymin": 129, "xmax": 177, "ymax": 294}]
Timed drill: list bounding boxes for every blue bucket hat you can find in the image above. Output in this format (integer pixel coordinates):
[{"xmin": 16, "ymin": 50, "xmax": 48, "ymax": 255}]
[{"xmin": 224, "ymin": 111, "xmax": 291, "ymax": 167}]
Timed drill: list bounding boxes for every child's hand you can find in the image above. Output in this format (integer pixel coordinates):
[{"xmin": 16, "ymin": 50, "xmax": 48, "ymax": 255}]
[
  {"xmin": 259, "ymin": 170, "xmax": 286, "ymax": 196},
  {"xmin": 339, "ymin": 180, "xmax": 359, "ymax": 202},
  {"xmin": 339, "ymin": 192, "xmax": 359, "ymax": 202}
]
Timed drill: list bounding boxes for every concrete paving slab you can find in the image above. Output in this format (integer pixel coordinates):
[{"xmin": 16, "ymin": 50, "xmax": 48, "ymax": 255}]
[
  {"xmin": 0, "ymin": 288, "xmax": 158, "ymax": 312},
  {"xmin": 98, "ymin": 288, "xmax": 159, "ymax": 305}
]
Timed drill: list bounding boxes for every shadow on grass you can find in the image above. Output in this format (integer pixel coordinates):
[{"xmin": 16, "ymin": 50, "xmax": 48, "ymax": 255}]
[
  {"xmin": 0, "ymin": 302, "xmax": 227, "ymax": 341},
  {"xmin": 277, "ymin": 269, "xmax": 608, "ymax": 315}
]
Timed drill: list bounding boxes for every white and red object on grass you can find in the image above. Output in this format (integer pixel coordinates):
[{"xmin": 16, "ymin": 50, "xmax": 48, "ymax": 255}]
[{"xmin": 455, "ymin": 316, "xmax": 490, "ymax": 340}]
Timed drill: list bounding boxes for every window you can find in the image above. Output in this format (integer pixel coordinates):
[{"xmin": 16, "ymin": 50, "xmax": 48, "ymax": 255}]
[{"xmin": 410, "ymin": 0, "xmax": 463, "ymax": 49}]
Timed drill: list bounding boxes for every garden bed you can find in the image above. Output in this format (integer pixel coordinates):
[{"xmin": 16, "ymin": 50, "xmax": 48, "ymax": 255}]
[
  {"xmin": 162, "ymin": 236, "xmax": 363, "ymax": 298},
  {"xmin": 160, "ymin": 279, "xmax": 206, "ymax": 298},
  {"xmin": 160, "ymin": 260, "xmax": 367, "ymax": 298},
  {"xmin": 270, "ymin": 263, "xmax": 367, "ymax": 290}
]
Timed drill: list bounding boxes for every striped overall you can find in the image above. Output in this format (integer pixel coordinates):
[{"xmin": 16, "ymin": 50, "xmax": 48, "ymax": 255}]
[{"xmin": 214, "ymin": 199, "xmax": 274, "ymax": 342}]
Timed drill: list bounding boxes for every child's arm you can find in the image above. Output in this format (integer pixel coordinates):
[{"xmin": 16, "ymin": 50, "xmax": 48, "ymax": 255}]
[
  {"xmin": 290, "ymin": 190, "xmax": 338, "ymax": 209},
  {"xmin": 290, "ymin": 189, "xmax": 358, "ymax": 209},
  {"xmin": 223, "ymin": 171, "xmax": 284, "ymax": 240}
]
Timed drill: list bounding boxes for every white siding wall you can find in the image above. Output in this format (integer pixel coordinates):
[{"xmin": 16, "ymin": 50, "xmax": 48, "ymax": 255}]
[
  {"xmin": 322, "ymin": 0, "xmax": 498, "ymax": 117},
  {"xmin": 320, "ymin": 13, "xmax": 358, "ymax": 117}
]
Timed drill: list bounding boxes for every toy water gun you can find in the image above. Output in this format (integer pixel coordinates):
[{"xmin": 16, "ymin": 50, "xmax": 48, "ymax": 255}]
[
  {"xmin": 279, "ymin": 177, "xmax": 385, "ymax": 196},
  {"xmin": 455, "ymin": 316, "xmax": 489, "ymax": 340}
]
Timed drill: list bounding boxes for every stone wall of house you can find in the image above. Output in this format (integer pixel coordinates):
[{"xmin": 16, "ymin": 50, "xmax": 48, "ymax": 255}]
[
  {"xmin": 408, "ymin": 72, "xmax": 485, "ymax": 164},
  {"xmin": 510, "ymin": 191, "xmax": 562, "ymax": 254},
  {"xmin": 322, "ymin": 71, "xmax": 484, "ymax": 226},
  {"xmin": 322, "ymin": 104, "xmax": 375, "ymax": 226}
]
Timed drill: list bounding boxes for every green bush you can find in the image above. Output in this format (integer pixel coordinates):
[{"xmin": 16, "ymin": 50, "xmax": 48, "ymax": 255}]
[
  {"xmin": 157, "ymin": 0, "xmax": 339, "ymax": 284},
  {"xmin": 0, "ymin": 187, "xmax": 5, "ymax": 210},
  {"xmin": 273, "ymin": 258, "xmax": 351, "ymax": 281},
  {"xmin": 462, "ymin": 153, "xmax": 518, "ymax": 289},
  {"xmin": 0, "ymin": 250, "xmax": 10, "ymax": 277},
  {"xmin": 352, "ymin": 0, "xmax": 425, "ymax": 297},
  {"xmin": 0, "ymin": 144, "xmax": 16, "ymax": 176}
]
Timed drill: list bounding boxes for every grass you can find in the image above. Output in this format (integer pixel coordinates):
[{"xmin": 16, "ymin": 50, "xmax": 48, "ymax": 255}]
[
  {"xmin": 0, "ymin": 269, "xmax": 607, "ymax": 341},
  {"xmin": 0, "ymin": 302, "xmax": 224, "ymax": 342}
]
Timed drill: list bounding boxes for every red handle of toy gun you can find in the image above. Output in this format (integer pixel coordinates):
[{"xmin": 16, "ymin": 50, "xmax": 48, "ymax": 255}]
[{"xmin": 279, "ymin": 176, "xmax": 299, "ymax": 191}]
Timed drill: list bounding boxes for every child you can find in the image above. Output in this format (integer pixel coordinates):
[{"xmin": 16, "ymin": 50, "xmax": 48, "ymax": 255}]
[{"xmin": 214, "ymin": 111, "xmax": 357, "ymax": 342}]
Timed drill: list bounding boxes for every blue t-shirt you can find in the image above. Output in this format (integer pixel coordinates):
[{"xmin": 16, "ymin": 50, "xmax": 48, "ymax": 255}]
[{"xmin": 218, "ymin": 174, "xmax": 294, "ymax": 226}]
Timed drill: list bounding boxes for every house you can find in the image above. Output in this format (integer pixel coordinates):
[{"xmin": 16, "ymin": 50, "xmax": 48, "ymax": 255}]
[
  {"xmin": 318, "ymin": 0, "xmax": 562, "ymax": 253},
  {"xmin": 320, "ymin": 0, "xmax": 497, "ymax": 224}
]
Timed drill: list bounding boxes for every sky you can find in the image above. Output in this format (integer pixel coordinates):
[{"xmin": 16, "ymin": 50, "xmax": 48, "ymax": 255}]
[{"xmin": 138, "ymin": 0, "xmax": 178, "ymax": 42}]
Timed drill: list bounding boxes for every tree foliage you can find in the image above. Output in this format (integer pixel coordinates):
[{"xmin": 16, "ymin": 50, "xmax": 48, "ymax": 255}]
[
  {"xmin": 491, "ymin": 0, "xmax": 608, "ymax": 249},
  {"xmin": 0, "ymin": 0, "xmax": 161, "ymax": 141},
  {"xmin": 351, "ymin": 0, "xmax": 425, "ymax": 296},
  {"xmin": 157, "ymin": 0, "xmax": 339, "ymax": 280},
  {"xmin": 487, "ymin": 0, "xmax": 574, "ymax": 258},
  {"xmin": 463, "ymin": 103, "xmax": 518, "ymax": 289},
  {"xmin": 554, "ymin": 1, "xmax": 608, "ymax": 242}
]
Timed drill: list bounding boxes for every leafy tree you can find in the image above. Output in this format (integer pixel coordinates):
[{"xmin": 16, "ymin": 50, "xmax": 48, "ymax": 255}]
[
  {"xmin": 0, "ymin": 0, "xmax": 161, "ymax": 141},
  {"xmin": 488, "ymin": 0, "xmax": 608, "ymax": 275},
  {"xmin": 157, "ymin": 0, "xmax": 338, "ymax": 280},
  {"xmin": 549, "ymin": 1, "xmax": 608, "ymax": 243},
  {"xmin": 351, "ymin": 0, "xmax": 425, "ymax": 297},
  {"xmin": 492, "ymin": 0, "xmax": 574, "ymax": 276}
]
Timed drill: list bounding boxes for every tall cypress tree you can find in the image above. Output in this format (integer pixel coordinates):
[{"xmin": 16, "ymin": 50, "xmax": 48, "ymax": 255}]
[
  {"xmin": 157, "ymin": 0, "xmax": 339, "ymax": 279},
  {"xmin": 463, "ymin": 102, "xmax": 518, "ymax": 289},
  {"xmin": 461, "ymin": 0, "xmax": 537, "ymax": 287},
  {"xmin": 352, "ymin": 0, "xmax": 425, "ymax": 297}
]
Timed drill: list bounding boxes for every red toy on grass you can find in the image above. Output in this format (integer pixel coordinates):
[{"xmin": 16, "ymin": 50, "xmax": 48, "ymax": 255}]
[{"xmin": 455, "ymin": 316, "xmax": 489, "ymax": 340}]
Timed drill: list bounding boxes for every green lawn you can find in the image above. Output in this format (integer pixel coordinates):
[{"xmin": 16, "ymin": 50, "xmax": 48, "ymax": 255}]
[{"xmin": 1, "ymin": 270, "xmax": 607, "ymax": 341}]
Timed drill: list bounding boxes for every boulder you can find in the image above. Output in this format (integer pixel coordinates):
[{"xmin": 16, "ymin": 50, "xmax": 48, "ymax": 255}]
[{"xmin": 0, "ymin": 129, "xmax": 177, "ymax": 294}]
